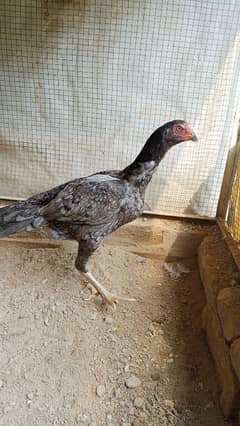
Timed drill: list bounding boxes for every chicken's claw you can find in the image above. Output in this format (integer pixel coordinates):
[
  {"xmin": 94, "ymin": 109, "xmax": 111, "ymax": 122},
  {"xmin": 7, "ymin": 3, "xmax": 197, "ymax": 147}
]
[
  {"xmin": 98, "ymin": 289, "xmax": 136, "ymax": 307},
  {"xmin": 82, "ymin": 271, "xmax": 136, "ymax": 306}
]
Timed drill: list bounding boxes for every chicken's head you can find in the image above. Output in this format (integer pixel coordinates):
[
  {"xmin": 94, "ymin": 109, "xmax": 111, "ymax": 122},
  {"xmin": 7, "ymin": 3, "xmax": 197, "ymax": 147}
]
[{"xmin": 162, "ymin": 120, "xmax": 198, "ymax": 146}]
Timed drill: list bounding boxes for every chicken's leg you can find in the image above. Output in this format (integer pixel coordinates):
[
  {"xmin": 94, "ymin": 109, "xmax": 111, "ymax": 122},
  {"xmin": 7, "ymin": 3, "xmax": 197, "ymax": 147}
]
[
  {"xmin": 76, "ymin": 242, "xmax": 136, "ymax": 306},
  {"xmin": 82, "ymin": 270, "xmax": 136, "ymax": 305}
]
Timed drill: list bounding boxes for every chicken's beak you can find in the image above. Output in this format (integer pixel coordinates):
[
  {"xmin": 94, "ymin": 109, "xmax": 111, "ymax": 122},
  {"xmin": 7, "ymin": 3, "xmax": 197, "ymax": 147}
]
[{"xmin": 190, "ymin": 131, "xmax": 198, "ymax": 142}]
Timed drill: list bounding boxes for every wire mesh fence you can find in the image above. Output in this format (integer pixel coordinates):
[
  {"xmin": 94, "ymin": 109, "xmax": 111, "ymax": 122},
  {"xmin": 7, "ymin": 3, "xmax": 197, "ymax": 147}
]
[{"xmin": 0, "ymin": 0, "xmax": 240, "ymax": 217}]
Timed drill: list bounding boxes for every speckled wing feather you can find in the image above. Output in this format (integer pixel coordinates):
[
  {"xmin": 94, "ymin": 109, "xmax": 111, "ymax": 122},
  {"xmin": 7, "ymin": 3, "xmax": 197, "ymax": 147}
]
[{"xmin": 42, "ymin": 174, "xmax": 129, "ymax": 226}]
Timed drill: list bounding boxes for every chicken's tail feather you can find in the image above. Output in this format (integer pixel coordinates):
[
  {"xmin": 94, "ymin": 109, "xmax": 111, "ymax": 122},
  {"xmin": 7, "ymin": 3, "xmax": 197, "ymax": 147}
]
[{"xmin": 0, "ymin": 201, "xmax": 46, "ymax": 237}]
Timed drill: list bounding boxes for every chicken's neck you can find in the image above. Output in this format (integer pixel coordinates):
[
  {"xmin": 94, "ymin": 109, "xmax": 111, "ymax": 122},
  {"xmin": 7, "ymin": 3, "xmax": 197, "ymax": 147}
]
[{"xmin": 120, "ymin": 129, "xmax": 170, "ymax": 193}]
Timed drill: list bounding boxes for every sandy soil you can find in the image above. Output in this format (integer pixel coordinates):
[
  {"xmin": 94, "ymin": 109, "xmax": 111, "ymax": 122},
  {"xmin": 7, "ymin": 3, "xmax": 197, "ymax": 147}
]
[{"xmin": 0, "ymin": 218, "xmax": 236, "ymax": 426}]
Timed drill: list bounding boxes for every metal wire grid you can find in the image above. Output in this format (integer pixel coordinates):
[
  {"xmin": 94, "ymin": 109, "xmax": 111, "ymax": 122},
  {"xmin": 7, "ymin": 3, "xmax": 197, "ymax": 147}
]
[{"xmin": 0, "ymin": 0, "xmax": 240, "ymax": 216}]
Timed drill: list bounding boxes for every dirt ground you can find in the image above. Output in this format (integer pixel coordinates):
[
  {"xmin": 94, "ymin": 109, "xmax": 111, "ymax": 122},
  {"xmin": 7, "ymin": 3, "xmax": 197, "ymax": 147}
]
[{"xmin": 0, "ymin": 218, "xmax": 236, "ymax": 426}]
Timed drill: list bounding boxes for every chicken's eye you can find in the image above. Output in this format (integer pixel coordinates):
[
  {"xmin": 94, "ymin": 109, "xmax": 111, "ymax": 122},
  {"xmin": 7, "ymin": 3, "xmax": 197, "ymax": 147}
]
[{"xmin": 176, "ymin": 125, "xmax": 183, "ymax": 132}]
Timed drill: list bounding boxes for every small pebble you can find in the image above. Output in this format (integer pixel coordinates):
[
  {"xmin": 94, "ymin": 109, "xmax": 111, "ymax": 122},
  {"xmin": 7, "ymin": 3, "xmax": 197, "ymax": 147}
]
[
  {"xmin": 128, "ymin": 407, "xmax": 135, "ymax": 415},
  {"xmin": 96, "ymin": 384, "xmax": 106, "ymax": 397},
  {"xmin": 27, "ymin": 392, "xmax": 34, "ymax": 400},
  {"xmin": 3, "ymin": 406, "xmax": 10, "ymax": 414},
  {"xmin": 125, "ymin": 375, "xmax": 141, "ymax": 389},
  {"xmin": 148, "ymin": 324, "xmax": 155, "ymax": 335},
  {"xmin": 26, "ymin": 399, "xmax": 32, "ymax": 407},
  {"xmin": 44, "ymin": 317, "xmax": 49, "ymax": 326},
  {"xmin": 136, "ymin": 256, "xmax": 145, "ymax": 264},
  {"xmin": 114, "ymin": 388, "xmax": 121, "ymax": 398},
  {"xmin": 151, "ymin": 371, "xmax": 160, "ymax": 381},
  {"xmin": 230, "ymin": 279, "xmax": 237, "ymax": 287},
  {"xmin": 204, "ymin": 401, "xmax": 214, "ymax": 410},
  {"xmin": 90, "ymin": 312, "xmax": 97, "ymax": 321},
  {"xmin": 106, "ymin": 414, "xmax": 113, "ymax": 425},
  {"xmin": 104, "ymin": 316, "xmax": 113, "ymax": 325},
  {"xmin": 164, "ymin": 399, "xmax": 175, "ymax": 410},
  {"xmin": 124, "ymin": 364, "xmax": 130, "ymax": 373},
  {"xmin": 134, "ymin": 397, "xmax": 144, "ymax": 408},
  {"xmin": 76, "ymin": 413, "xmax": 88, "ymax": 423}
]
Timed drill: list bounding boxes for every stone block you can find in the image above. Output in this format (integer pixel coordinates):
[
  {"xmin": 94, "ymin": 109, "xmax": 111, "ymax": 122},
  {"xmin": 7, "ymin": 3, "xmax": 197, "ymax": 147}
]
[
  {"xmin": 230, "ymin": 339, "xmax": 240, "ymax": 383},
  {"xmin": 217, "ymin": 287, "xmax": 240, "ymax": 342},
  {"xmin": 198, "ymin": 235, "xmax": 239, "ymax": 312},
  {"xmin": 203, "ymin": 306, "xmax": 240, "ymax": 418}
]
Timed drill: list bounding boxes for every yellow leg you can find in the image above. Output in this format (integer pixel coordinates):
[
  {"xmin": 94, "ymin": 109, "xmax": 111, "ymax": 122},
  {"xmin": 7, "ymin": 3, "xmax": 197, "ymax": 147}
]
[{"xmin": 82, "ymin": 271, "xmax": 136, "ymax": 305}]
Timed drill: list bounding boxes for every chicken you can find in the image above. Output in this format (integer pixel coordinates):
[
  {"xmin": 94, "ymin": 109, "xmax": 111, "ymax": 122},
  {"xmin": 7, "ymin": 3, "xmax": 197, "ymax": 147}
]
[{"xmin": 0, "ymin": 120, "xmax": 197, "ymax": 305}]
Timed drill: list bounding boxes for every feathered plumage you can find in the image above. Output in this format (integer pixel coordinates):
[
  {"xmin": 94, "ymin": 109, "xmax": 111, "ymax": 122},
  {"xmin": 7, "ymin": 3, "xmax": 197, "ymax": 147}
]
[{"xmin": 0, "ymin": 120, "xmax": 197, "ymax": 305}]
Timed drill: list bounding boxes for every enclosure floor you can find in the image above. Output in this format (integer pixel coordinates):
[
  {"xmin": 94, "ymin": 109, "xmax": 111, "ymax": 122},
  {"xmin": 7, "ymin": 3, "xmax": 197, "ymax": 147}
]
[{"xmin": 0, "ymin": 218, "xmax": 236, "ymax": 426}]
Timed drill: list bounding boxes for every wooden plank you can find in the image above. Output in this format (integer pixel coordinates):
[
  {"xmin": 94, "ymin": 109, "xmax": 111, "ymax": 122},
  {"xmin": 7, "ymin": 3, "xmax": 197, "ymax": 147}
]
[
  {"xmin": 217, "ymin": 218, "xmax": 240, "ymax": 274},
  {"xmin": 217, "ymin": 126, "xmax": 240, "ymax": 220},
  {"xmin": 0, "ymin": 237, "xmax": 61, "ymax": 249},
  {"xmin": 143, "ymin": 210, "xmax": 215, "ymax": 224}
]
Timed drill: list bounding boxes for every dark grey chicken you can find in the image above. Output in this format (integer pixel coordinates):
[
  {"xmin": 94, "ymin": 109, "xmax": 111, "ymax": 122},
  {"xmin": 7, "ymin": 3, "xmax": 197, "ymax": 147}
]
[{"xmin": 0, "ymin": 120, "xmax": 197, "ymax": 305}]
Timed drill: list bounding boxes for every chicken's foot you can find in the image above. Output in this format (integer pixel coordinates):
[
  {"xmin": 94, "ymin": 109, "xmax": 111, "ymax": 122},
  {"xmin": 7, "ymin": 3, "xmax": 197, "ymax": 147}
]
[{"xmin": 82, "ymin": 271, "xmax": 136, "ymax": 306}]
